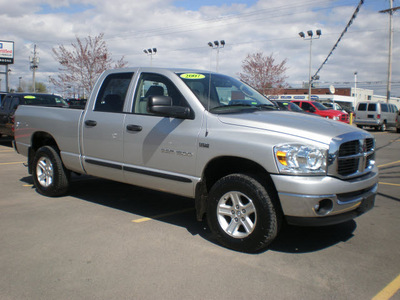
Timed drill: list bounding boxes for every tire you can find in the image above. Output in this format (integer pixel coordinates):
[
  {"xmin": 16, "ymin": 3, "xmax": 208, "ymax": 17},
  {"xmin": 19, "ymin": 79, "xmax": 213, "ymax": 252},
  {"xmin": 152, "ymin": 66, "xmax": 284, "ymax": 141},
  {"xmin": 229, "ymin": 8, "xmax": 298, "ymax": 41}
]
[
  {"xmin": 397, "ymin": 127, "xmax": 400, "ymax": 133},
  {"xmin": 207, "ymin": 174, "xmax": 281, "ymax": 253},
  {"xmin": 32, "ymin": 146, "xmax": 70, "ymax": 197}
]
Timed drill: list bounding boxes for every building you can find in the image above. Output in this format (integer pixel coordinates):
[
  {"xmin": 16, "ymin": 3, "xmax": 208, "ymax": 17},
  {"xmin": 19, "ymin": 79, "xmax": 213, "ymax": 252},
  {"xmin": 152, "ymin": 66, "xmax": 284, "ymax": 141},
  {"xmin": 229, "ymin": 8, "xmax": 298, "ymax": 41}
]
[{"xmin": 270, "ymin": 87, "xmax": 400, "ymax": 112}]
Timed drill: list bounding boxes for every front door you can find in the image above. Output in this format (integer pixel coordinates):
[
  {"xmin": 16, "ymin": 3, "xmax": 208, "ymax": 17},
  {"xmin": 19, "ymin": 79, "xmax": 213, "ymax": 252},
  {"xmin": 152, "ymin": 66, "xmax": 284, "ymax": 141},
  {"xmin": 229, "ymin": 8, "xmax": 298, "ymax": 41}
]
[{"xmin": 123, "ymin": 72, "xmax": 201, "ymax": 197}]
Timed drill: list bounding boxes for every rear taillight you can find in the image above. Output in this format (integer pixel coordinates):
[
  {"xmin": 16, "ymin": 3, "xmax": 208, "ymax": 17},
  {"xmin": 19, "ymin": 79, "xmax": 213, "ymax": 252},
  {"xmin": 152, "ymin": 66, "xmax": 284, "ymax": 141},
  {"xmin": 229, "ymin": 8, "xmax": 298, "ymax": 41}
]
[
  {"xmin": 11, "ymin": 116, "xmax": 15, "ymax": 132},
  {"xmin": 377, "ymin": 114, "xmax": 381, "ymax": 119}
]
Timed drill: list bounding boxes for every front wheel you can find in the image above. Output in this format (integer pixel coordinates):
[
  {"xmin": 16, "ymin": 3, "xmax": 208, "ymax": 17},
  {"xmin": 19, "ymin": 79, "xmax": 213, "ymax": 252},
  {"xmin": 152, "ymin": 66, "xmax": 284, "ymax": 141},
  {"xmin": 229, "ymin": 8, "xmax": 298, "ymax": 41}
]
[
  {"xmin": 32, "ymin": 146, "xmax": 70, "ymax": 197},
  {"xmin": 207, "ymin": 174, "xmax": 281, "ymax": 253}
]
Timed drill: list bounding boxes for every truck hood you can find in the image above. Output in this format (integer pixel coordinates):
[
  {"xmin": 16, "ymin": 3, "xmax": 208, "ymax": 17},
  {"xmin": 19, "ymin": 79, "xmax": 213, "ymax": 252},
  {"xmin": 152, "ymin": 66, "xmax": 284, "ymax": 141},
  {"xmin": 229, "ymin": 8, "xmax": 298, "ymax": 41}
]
[{"xmin": 217, "ymin": 110, "xmax": 358, "ymax": 145}]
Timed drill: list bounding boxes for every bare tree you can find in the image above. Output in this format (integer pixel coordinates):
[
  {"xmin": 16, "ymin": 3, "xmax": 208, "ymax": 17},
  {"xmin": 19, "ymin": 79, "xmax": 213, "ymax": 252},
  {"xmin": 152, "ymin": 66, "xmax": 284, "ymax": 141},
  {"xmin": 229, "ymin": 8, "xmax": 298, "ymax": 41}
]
[
  {"xmin": 238, "ymin": 52, "xmax": 289, "ymax": 96},
  {"xmin": 52, "ymin": 33, "xmax": 128, "ymax": 98}
]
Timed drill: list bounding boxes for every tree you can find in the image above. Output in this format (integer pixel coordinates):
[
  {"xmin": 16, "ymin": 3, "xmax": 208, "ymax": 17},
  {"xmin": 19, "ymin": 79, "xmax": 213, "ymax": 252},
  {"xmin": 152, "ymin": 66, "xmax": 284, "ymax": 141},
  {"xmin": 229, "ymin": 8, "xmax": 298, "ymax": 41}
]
[
  {"xmin": 52, "ymin": 33, "xmax": 127, "ymax": 97},
  {"xmin": 238, "ymin": 52, "xmax": 289, "ymax": 96}
]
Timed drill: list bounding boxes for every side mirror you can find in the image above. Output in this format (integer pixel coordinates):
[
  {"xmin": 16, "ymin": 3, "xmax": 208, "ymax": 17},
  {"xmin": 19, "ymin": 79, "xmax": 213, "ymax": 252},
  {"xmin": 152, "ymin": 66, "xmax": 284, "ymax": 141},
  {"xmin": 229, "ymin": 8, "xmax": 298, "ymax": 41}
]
[{"xmin": 147, "ymin": 95, "xmax": 192, "ymax": 119}]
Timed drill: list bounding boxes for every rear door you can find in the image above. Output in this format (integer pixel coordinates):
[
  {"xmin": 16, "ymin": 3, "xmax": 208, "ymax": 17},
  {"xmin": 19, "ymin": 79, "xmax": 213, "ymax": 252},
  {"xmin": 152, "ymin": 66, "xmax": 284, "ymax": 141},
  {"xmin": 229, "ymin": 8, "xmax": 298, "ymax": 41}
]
[{"xmin": 81, "ymin": 72, "xmax": 134, "ymax": 182}]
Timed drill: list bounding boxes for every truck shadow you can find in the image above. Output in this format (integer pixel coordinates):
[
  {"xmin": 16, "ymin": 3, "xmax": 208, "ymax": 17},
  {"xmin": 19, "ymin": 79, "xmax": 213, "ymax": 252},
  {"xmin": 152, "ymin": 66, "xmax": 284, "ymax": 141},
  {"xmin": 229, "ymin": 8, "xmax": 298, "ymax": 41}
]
[
  {"xmin": 20, "ymin": 174, "xmax": 357, "ymax": 254},
  {"xmin": 269, "ymin": 221, "xmax": 356, "ymax": 253}
]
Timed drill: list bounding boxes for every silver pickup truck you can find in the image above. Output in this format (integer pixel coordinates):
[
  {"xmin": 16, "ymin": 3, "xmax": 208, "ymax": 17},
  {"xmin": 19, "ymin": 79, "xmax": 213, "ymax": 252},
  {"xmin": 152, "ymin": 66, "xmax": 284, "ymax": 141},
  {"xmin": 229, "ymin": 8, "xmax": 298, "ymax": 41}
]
[{"xmin": 14, "ymin": 67, "xmax": 378, "ymax": 252}]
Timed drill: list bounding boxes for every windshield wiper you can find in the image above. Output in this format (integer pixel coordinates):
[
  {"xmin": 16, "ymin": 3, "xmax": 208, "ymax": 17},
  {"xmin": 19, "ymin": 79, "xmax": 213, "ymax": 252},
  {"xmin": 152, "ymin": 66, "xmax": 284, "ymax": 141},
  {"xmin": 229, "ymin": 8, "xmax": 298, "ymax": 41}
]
[{"xmin": 255, "ymin": 104, "xmax": 278, "ymax": 110}]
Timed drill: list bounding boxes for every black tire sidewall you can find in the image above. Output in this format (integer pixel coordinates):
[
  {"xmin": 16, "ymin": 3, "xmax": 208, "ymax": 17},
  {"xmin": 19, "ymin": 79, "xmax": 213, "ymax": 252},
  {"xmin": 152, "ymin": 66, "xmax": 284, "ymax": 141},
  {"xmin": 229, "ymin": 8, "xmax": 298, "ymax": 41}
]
[
  {"xmin": 207, "ymin": 174, "xmax": 279, "ymax": 252},
  {"xmin": 32, "ymin": 146, "xmax": 69, "ymax": 197}
]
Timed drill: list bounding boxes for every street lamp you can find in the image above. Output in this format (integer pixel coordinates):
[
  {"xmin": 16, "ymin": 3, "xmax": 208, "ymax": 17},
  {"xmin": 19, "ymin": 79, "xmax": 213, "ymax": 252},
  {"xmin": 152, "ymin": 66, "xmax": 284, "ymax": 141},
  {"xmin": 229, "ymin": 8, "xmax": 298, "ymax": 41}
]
[
  {"xmin": 208, "ymin": 40, "xmax": 225, "ymax": 72},
  {"xmin": 143, "ymin": 48, "xmax": 157, "ymax": 66},
  {"xmin": 299, "ymin": 29, "xmax": 321, "ymax": 100}
]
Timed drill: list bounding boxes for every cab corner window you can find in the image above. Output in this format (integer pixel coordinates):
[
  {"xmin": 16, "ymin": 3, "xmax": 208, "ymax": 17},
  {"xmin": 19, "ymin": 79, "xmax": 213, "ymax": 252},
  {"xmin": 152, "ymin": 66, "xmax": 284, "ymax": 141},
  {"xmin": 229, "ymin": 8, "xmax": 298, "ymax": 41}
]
[{"xmin": 94, "ymin": 72, "xmax": 133, "ymax": 113}]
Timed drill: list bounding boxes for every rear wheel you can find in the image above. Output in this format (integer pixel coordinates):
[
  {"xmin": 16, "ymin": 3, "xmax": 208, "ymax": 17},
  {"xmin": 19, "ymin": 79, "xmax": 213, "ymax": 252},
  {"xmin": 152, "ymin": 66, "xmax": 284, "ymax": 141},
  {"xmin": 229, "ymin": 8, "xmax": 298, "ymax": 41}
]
[
  {"xmin": 207, "ymin": 174, "xmax": 281, "ymax": 252},
  {"xmin": 32, "ymin": 146, "xmax": 70, "ymax": 197}
]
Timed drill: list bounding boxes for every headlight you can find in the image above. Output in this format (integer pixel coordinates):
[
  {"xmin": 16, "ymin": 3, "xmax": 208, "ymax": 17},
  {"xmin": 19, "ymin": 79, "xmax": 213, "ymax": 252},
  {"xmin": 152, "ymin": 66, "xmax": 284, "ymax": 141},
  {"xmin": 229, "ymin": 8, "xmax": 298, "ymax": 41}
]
[
  {"xmin": 332, "ymin": 116, "xmax": 339, "ymax": 121},
  {"xmin": 274, "ymin": 144, "xmax": 327, "ymax": 175}
]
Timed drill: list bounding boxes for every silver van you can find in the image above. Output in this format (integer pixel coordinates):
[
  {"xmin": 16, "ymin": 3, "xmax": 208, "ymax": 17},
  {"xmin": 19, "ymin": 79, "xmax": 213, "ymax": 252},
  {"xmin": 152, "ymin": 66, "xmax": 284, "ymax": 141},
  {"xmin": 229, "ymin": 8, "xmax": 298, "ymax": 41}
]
[{"xmin": 354, "ymin": 102, "xmax": 399, "ymax": 131}]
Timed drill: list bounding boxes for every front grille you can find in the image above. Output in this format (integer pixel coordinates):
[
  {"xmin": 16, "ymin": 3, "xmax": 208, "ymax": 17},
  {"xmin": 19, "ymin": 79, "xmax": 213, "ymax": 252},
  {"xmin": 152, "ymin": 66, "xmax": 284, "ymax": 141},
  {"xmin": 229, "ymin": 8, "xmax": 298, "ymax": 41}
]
[{"xmin": 332, "ymin": 137, "xmax": 375, "ymax": 179}]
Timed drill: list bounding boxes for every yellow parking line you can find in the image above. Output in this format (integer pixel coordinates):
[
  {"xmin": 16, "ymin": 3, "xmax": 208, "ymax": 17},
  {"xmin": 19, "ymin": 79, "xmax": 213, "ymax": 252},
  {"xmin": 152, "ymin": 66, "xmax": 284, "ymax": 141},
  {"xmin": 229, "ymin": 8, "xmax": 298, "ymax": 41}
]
[
  {"xmin": 0, "ymin": 150, "xmax": 14, "ymax": 153},
  {"xmin": 379, "ymin": 182, "xmax": 400, "ymax": 187},
  {"xmin": 0, "ymin": 161, "xmax": 25, "ymax": 165},
  {"xmin": 372, "ymin": 273, "xmax": 400, "ymax": 300},
  {"xmin": 23, "ymin": 184, "xmax": 33, "ymax": 187},
  {"xmin": 132, "ymin": 208, "xmax": 194, "ymax": 223},
  {"xmin": 378, "ymin": 160, "xmax": 400, "ymax": 168}
]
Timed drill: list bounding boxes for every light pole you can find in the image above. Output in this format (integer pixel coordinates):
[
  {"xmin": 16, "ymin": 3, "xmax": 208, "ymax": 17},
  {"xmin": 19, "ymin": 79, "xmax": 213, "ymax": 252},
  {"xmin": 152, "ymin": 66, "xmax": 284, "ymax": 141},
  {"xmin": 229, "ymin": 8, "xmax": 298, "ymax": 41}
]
[
  {"xmin": 299, "ymin": 30, "xmax": 321, "ymax": 100},
  {"xmin": 143, "ymin": 48, "xmax": 157, "ymax": 66},
  {"xmin": 208, "ymin": 40, "xmax": 225, "ymax": 72}
]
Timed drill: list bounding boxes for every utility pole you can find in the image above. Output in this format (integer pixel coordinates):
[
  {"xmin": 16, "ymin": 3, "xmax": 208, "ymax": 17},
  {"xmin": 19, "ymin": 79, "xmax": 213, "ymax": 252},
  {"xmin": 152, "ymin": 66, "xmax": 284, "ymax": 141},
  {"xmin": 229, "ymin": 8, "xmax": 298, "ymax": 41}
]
[
  {"xmin": 30, "ymin": 44, "xmax": 39, "ymax": 92},
  {"xmin": 380, "ymin": 1, "xmax": 400, "ymax": 103}
]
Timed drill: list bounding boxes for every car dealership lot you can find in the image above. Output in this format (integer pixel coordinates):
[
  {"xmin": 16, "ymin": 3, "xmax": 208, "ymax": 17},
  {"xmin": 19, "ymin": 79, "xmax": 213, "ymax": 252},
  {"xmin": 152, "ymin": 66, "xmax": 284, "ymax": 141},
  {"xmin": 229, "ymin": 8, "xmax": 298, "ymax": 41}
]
[{"xmin": 0, "ymin": 130, "xmax": 399, "ymax": 300}]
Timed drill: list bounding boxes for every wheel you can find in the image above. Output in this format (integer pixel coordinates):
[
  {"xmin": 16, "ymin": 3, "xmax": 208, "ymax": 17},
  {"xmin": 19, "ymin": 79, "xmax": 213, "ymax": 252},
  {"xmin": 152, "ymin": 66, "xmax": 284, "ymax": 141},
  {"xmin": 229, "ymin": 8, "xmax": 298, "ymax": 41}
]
[
  {"xmin": 207, "ymin": 174, "xmax": 281, "ymax": 253},
  {"xmin": 32, "ymin": 146, "xmax": 70, "ymax": 197},
  {"xmin": 379, "ymin": 122, "xmax": 387, "ymax": 131},
  {"xmin": 397, "ymin": 127, "xmax": 400, "ymax": 133}
]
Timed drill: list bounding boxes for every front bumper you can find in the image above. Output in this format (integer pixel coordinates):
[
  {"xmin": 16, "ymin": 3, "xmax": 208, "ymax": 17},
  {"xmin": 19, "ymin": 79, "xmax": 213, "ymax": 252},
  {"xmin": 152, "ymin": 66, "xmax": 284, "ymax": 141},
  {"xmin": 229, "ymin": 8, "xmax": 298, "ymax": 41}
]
[{"xmin": 271, "ymin": 166, "xmax": 379, "ymax": 226}]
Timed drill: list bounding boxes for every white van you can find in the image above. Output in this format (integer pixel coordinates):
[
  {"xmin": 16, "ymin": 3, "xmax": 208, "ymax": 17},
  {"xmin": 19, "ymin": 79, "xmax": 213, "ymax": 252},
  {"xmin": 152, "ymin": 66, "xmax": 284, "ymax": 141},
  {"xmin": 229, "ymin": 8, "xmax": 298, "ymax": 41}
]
[{"xmin": 354, "ymin": 102, "xmax": 399, "ymax": 131}]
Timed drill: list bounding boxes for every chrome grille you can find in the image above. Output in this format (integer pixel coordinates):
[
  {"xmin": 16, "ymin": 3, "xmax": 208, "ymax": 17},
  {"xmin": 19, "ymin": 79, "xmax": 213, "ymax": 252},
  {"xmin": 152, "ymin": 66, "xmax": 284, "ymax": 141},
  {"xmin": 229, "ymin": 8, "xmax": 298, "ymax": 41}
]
[{"xmin": 328, "ymin": 134, "xmax": 375, "ymax": 180}]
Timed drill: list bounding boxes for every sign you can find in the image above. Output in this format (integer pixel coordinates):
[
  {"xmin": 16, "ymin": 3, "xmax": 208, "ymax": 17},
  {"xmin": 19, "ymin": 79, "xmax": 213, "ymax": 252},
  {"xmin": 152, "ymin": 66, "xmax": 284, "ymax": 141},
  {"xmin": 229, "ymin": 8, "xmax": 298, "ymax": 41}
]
[
  {"xmin": 180, "ymin": 73, "xmax": 205, "ymax": 79},
  {"xmin": 0, "ymin": 41, "xmax": 14, "ymax": 64}
]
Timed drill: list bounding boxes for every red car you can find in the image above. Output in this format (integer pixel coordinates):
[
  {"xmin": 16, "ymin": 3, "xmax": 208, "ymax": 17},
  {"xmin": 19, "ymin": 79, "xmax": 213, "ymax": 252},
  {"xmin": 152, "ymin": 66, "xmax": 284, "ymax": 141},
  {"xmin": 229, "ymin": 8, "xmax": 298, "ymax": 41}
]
[{"xmin": 291, "ymin": 100, "xmax": 349, "ymax": 123}]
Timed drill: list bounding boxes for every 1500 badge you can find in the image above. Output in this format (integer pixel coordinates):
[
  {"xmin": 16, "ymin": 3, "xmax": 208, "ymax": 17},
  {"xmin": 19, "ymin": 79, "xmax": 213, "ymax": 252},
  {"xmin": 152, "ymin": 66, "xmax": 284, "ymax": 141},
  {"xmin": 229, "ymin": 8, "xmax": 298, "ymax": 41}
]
[{"xmin": 161, "ymin": 148, "xmax": 193, "ymax": 157}]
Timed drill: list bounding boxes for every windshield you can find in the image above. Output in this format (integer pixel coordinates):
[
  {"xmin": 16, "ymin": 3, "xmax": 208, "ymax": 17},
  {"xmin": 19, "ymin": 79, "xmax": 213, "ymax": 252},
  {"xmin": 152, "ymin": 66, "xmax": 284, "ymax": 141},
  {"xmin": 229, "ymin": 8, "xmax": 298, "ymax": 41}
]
[
  {"xmin": 275, "ymin": 101, "xmax": 304, "ymax": 112},
  {"xmin": 312, "ymin": 101, "xmax": 329, "ymax": 110},
  {"xmin": 177, "ymin": 72, "xmax": 274, "ymax": 113}
]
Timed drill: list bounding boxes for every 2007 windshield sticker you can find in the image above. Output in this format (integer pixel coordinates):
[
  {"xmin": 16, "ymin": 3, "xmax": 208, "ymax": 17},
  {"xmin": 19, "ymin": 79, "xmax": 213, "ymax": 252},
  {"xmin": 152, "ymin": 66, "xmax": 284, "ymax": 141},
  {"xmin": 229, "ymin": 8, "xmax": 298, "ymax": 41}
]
[{"xmin": 180, "ymin": 73, "xmax": 205, "ymax": 79}]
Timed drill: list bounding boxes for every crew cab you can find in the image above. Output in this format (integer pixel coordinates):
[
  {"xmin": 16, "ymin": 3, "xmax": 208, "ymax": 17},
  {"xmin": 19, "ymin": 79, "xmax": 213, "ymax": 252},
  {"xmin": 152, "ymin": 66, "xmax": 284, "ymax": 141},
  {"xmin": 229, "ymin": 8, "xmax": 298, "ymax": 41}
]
[
  {"xmin": 14, "ymin": 68, "xmax": 378, "ymax": 252},
  {"xmin": 291, "ymin": 100, "xmax": 349, "ymax": 123}
]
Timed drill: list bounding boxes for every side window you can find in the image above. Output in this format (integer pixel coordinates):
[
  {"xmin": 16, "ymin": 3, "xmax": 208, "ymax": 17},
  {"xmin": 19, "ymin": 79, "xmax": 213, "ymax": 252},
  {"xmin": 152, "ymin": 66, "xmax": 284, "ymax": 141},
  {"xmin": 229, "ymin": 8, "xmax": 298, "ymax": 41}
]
[
  {"xmin": 367, "ymin": 103, "xmax": 377, "ymax": 112},
  {"xmin": 1, "ymin": 97, "xmax": 12, "ymax": 111},
  {"xmin": 358, "ymin": 103, "xmax": 367, "ymax": 111},
  {"xmin": 301, "ymin": 102, "xmax": 313, "ymax": 111},
  {"xmin": 381, "ymin": 104, "xmax": 388, "ymax": 112},
  {"xmin": 133, "ymin": 73, "xmax": 187, "ymax": 115},
  {"xmin": 10, "ymin": 97, "xmax": 20, "ymax": 111},
  {"xmin": 94, "ymin": 72, "xmax": 133, "ymax": 113}
]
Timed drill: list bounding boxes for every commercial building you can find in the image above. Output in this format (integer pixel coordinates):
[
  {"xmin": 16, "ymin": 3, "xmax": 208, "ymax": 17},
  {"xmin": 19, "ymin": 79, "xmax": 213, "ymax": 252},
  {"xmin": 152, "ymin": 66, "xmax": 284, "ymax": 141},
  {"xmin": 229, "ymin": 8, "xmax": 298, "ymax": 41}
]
[{"xmin": 270, "ymin": 87, "xmax": 400, "ymax": 112}]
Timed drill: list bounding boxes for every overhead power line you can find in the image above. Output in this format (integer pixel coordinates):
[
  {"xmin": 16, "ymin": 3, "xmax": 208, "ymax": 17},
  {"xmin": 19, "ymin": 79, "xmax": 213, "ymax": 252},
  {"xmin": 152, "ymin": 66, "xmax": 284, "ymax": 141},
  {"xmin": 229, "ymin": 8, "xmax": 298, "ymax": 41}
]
[{"xmin": 312, "ymin": 0, "xmax": 365, "ymax": 79}]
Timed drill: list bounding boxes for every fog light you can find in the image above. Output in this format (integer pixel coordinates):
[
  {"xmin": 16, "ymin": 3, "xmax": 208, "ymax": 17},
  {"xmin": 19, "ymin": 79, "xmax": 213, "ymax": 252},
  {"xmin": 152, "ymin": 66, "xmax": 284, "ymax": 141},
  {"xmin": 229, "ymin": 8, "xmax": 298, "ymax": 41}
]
[{"xmin": 314, "ymin": 199, "xmax": 333, "ymax": 216}]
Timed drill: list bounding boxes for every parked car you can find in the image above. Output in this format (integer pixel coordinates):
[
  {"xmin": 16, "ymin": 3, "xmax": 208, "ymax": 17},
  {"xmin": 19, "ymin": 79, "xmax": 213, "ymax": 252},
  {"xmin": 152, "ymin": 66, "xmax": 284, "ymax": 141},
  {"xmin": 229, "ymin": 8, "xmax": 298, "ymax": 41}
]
[
  {"xmin": 291, "ymin": 100, "xmax": 349, "ymax": 123},
  {"xmin": 354, "ymin": 101, "xmax": 399, "ymax": 131},
  {"xmin": 0, "ymin": 93, "xmax": 68, "ymax": 138},
  {"xmin": 272, "ymin": 100, "xmax": 303, "ymax": 112},
  {"xmin": 396, "ymin": 110, "xmax": 400, "ymax": 133}
]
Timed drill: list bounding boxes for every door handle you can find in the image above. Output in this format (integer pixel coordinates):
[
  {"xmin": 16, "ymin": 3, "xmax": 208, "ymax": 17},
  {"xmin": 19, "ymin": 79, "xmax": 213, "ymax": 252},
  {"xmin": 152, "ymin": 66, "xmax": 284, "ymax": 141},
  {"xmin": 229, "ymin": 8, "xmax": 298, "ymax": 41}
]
[
  {"xmin": 126, "ymin": 124, "xmax": 142, "ymax": 132},
  {"xmin": 85, "ymin": 120, "xmax": 97, "ymax": 127}
]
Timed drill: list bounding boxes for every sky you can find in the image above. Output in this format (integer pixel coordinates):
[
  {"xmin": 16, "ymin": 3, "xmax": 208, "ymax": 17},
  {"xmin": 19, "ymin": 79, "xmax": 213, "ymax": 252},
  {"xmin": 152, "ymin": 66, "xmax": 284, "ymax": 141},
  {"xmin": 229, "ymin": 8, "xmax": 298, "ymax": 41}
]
[{"xmin": 0, "ymin": 0, "xmax": 399, "ymax": 97}]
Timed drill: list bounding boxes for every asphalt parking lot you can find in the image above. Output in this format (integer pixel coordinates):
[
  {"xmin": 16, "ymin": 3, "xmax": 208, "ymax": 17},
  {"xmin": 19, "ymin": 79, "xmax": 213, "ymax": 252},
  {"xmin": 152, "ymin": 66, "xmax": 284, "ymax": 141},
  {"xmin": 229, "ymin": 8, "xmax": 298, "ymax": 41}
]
[{"xmin": 0, "ymin": 129, "xmax": 399, "ymax": 300}]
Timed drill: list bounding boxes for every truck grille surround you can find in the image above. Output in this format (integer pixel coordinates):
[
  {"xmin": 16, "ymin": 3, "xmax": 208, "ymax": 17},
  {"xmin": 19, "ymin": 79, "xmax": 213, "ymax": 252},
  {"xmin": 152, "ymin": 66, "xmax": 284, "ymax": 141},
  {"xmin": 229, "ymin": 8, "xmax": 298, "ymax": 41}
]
[{"xmin": 327, "ymin": 132, "xmax": 375, "ymax": 180}]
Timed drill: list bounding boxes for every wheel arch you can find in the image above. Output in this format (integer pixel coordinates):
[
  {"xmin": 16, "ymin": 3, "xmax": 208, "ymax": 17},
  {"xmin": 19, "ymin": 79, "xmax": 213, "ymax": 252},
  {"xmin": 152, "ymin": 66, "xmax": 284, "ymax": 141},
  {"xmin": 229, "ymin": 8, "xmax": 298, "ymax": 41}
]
[
  {"xmin": 28, "ymin": 131, "xmax": 60, "ymax": 174},
  {"xmin": 194, "ymin": 156, "xmax": 279, "ymax": 221}
]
